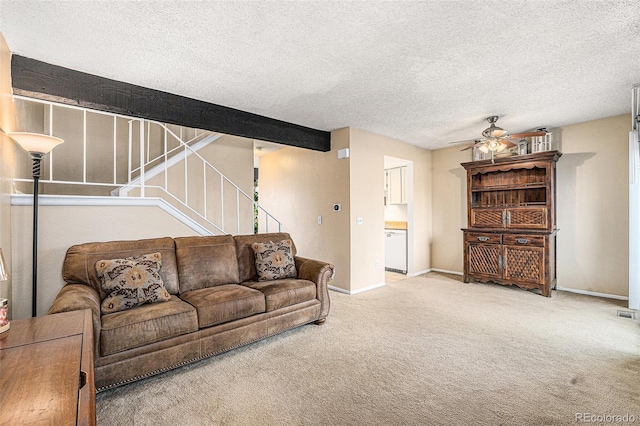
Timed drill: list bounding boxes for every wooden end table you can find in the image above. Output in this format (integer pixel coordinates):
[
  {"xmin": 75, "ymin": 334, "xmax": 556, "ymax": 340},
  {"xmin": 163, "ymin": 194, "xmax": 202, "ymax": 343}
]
[{"xmin": 0, "ymin": 309, "xmax": 96, "ymax": 425}]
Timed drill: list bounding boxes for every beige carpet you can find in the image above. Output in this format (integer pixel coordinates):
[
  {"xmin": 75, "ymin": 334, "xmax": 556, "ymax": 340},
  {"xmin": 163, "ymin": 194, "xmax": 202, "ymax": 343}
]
[{"xmin": 96, "ymin": 273, "xmax": 640, "ymax": 425}]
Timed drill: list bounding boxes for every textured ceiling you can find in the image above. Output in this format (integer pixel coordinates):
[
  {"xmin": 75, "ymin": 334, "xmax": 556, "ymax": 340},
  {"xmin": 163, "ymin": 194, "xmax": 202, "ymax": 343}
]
[{"xmin": 1, "ymin": 1, "xmax": 639, "ymax": 150}]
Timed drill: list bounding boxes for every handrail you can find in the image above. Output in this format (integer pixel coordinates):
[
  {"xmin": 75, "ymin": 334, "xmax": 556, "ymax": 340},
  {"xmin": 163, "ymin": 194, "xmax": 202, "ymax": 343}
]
[
  {"xmin": 130, "ymin": 127, "xmax": 214, "ymax": 176},
  {"xmin": 11, "ymin": 96, "xmax": 282, "ymax": 235},
  {"xmin": 146, "ymin": 120, "xmax": 282, "ymax": 234}
]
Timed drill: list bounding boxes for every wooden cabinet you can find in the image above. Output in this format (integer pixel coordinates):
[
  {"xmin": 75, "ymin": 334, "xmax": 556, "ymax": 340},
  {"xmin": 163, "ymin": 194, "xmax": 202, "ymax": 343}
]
[
  {"xmin": 385, "ymin": 166, "xmax": 406, "ymax": 204},
  {"xmin": 462, "ymin": 151, "xmax": 561, "ymax": 296},
  {"xmin": 0, "ymin": 310, "xmax": 96, "ymax": 425}
]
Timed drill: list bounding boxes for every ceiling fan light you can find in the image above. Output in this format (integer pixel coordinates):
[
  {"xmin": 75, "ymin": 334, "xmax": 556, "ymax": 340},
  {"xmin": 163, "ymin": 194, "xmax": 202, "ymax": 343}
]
[
  {"xmin": 496, "ymin": 143, "xmax": 508, "ymax": 152},
  {"xmin": 479, "ymin": 144, "xmax": 489, "ymax": 153},
  {"xmin": 487, "ymin": 140, "xmax": 500, "ymax": 151}
]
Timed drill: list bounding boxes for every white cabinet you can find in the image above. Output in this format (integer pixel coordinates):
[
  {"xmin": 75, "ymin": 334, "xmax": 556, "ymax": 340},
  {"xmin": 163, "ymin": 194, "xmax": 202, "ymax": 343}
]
[{"xmin": 385, "ymin": 167, "xmax": 406, "ymax": 205}]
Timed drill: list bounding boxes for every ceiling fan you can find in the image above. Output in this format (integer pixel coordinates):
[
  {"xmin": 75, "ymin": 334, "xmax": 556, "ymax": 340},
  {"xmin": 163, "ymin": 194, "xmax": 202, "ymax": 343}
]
[{"xmin": 458, "ymin": 116, "xmax": 546, "ymax": 155}]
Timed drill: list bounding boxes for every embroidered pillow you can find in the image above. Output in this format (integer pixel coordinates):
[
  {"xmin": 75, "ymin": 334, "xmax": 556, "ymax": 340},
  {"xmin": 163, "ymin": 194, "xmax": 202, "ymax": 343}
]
[
  {"xmin": 251, "ymin": 239, "xmax": 297, "ymax": 281},
  {"xmin": 96, "ymin": 252, "xmax": 171, "ymax": 314}
]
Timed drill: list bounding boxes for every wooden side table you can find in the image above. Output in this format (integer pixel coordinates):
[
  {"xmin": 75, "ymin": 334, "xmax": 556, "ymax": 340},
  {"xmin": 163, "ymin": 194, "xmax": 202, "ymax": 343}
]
[{"xmin": 0, "ymin": 309, "xmax": 96, "ymax": 425}]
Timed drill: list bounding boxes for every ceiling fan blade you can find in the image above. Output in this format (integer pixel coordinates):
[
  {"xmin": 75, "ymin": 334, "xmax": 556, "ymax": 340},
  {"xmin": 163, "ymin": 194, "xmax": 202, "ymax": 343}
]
[
  {"xmin": 508, "ymin": 131, "xmax": 547, "ymax": 138},
  {"xmin": 502, "ymin": 140, "xmax": 517, "ymax": 149},
  {"xmin": 460, "ymin": 139, "xmax": 484, "ymax": 151}
]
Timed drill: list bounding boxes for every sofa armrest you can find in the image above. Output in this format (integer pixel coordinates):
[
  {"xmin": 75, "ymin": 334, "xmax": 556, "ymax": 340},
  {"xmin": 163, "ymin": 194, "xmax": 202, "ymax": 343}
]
[
  {"xmin": 295, "ymin": 256, "xmax": 333, "ymax": 320},
  {"xmin": 48, "ymin": 283, "xmax": 102, "ymax": 358}
]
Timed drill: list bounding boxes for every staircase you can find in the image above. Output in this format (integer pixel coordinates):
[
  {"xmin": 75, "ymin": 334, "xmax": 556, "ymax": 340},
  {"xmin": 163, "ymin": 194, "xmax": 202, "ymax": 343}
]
[
  {"xmin": 12, "ymin": 96, "xmax": 282, "ymax": 235},
  {"xmin": 111, "ymin": 128, "xmax": 223, "ymax": 197}
]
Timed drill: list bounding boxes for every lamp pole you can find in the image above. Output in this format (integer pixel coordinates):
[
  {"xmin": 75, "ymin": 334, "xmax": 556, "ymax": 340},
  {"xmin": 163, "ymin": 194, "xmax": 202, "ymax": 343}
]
[
  {"xmin": 29, "ymin": 152, "xmax": 44, "ymax": 318},
  {"xmin": 8, "ymin": 132, "xmax": 63, "ymax": 317}
]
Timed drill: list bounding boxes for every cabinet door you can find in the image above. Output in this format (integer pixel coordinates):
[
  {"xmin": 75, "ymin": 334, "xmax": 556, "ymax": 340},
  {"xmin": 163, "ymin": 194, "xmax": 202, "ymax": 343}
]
[
  {"xmin": 467, "ymin": 243, "xmax": 502, "ymax": 279},
  {"xmin": 387, "ymin": 168, "xmax": 403, "ymax": 204},
  {"xmin": 506, "ymin": 207, "xmax": 547, "ymax": 229},
  {"xmin": 401, "ymin": 166, "xmax": 407, "ymax": 203},
  {"xmin": 470, "ymin": 208, "xmax": 504, "ymax": 228},
  {"xmin": 503, "ymin": 245, "xmax": 544, "ymax": 284}
]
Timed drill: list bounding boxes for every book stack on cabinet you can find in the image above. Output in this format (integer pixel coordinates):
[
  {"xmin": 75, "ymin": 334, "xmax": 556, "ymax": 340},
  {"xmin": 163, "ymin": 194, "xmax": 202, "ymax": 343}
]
[{"xmin": 461, "ymin": 150, "xmax": 562, "ymax": 296}]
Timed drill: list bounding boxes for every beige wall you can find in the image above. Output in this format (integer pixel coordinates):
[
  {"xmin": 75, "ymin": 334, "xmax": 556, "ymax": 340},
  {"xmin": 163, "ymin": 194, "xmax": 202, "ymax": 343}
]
[
  {"xmin": 0, "ymin": 33, "xmax": 18, "ymax": 315},
  {"xmin": 259, "ymin": 127, "xmax": 432, "ymax": 293},
  {"xmin": 0, "ymin": 33, "xmax": 31, "ymax": 318},
  {"xmin": 258, "ymin": 128, "xmax": 351, "ymax": 291},
  {"xmin": 431, "ymin": 145, "xmax": 469, "ymax": 273},
  {"xmin": 349, "ymin": 128, "xmax": 432, "ymax": 291},
  {"xmin": 431, "ymin": 114, "xmax": 631, "ymax": 297},
  {"xmin": 555, "ymin": 114, "xmax": 630, "ymax": 296},
  {"xmin": 10, "ymin": 204, "xmax": 199, "ymax": 319}
]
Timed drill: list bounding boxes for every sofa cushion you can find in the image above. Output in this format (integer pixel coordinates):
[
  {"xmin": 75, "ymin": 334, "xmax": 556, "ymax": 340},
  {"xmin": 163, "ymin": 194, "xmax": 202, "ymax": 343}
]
[
  {"xmin": 251, "ymin": 239, "xmax": 297, "ymax": 281},
  {"xmin": 63, "ymin": 237, "xmax": 180, "ymax": 298},
  {"xmin": 175, "ymin": 235, "xmax": 240, "ymax": 293},
  {"xmin": 244, "ymin": 279, "xmax": 316, "ymax": 312},
  {"xmin": 180, "ymin": 284, "xmax": 266, "ymax": 328},
  {"xmin": 100, "ymin": 295, "xmax": 198, "ymax": 356},
  {"xmin": 234, "ymin": 233, "xmax": 297, "ymax": 283},
  {"xmin": 96, "ymin": 252, "xmax": 171, "ymax": 314}
]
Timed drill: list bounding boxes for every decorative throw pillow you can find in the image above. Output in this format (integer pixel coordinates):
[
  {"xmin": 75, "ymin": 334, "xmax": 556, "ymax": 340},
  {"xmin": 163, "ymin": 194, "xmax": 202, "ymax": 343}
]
[
  {"xmin": 96, "ymin": 252, "xmax": 171, "ymax": 314},
  {"xmin": 251, "ymin": 239, "xmax": 297, "ymax": 281}
]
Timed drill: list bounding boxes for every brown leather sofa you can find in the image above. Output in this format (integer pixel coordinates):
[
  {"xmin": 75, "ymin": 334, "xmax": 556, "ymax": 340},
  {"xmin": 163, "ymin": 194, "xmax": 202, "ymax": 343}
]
[{"xmin": 48, "ymin": 232, "xmax": 333, "ymax": 391}]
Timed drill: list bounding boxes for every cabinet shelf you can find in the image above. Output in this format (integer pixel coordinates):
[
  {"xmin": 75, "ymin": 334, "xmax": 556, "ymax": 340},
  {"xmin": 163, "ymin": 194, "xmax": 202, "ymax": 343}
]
[
  {"xmin": 471, "ymin": 187, "xmax": 546, "ymax": 207},
  {"xmin": 471, "ymin": 183, "xmax": 547, "ymax": 192},
  {"xmin": 473, "ymin": 202, "xmax": 546, "ymax": 208}
]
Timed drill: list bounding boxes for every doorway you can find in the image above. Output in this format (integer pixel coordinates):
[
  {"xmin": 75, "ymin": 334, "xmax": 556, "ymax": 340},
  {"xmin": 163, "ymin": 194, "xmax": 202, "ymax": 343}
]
[{"xmin": 383, "ymin": 156, "xmax": 414, "ymax": 282}]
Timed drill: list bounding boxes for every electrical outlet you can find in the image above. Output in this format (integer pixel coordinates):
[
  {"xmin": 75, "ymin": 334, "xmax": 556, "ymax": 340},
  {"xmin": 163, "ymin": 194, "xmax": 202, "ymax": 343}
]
[
  {"xmin": 375, "ymin": 260, "xmax": 380, "ymax": 268},
  {"xmin": 356, "ymin": 217, "xmax": 363, "ymax": 225}
]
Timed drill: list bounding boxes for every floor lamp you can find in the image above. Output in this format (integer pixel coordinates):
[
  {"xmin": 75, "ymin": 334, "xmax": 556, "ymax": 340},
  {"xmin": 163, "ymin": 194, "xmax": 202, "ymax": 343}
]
[{"xmin": 8, "ymin": 132, "xmax": 64, "ymax": 317}]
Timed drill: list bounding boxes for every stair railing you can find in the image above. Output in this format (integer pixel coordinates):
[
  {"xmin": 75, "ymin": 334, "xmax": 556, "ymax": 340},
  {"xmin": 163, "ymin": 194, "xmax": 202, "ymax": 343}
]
[
  {"xmin": 129, "ymin": 119, "xmax": 282, "ymax": 234},
  {"xmin": 11, "ymin": 96, "xmax": 282, "ymax": 235}
]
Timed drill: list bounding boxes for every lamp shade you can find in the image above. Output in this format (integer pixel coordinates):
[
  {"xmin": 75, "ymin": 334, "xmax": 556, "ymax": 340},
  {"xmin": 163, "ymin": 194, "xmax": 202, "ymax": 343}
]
[
  {"xmin": 487, "ymin": 139, "xmax": 501, "ymax": 152},
  {"xmin": 8, "ymin": 132, "xmax": 64, "ymax": 154},
  {"xmin": 0, "ymin": 248, "xmax": 9, "ymax": 281}
]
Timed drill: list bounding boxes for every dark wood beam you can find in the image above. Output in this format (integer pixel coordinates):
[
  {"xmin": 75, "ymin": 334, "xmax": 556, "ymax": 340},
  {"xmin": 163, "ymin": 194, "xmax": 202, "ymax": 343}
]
[{"xmin": 11, "ymin": 55, "xmax": 331, "ymax": 151}]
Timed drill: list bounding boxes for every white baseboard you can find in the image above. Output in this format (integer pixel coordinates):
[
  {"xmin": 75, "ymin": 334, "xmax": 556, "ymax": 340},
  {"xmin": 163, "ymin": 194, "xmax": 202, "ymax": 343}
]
[
  {"xmin": 328, "ymin": 282, "xmax": 386, "ymax": 295},
  {"xmin": 406, "ymin": 268, "xmax": 464, "ymax": 277},
  {"xmin": 555, "ymin": 286, "xmax": 629, "ymax": 301},
  {"xmin": 429, "ymin": 268, "xmax": 464, "ymax": 276}
]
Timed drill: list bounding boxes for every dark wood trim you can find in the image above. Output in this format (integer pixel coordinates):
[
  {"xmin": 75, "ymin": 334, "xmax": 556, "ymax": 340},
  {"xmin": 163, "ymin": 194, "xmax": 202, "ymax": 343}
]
[{"xmin": 11, "ymin": 55, "xmax": 331, "ymax": 152}]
